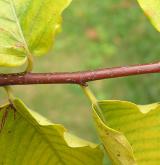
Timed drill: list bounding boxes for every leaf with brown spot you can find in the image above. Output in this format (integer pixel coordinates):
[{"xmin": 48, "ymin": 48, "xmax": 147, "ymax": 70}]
[
  {"xmin": 0, "ymin": 0, "xmax": 71, "ymax": 67},
  {"xmin": 92, "ymin": 100, "xmax": 160, "ymax": 165}
]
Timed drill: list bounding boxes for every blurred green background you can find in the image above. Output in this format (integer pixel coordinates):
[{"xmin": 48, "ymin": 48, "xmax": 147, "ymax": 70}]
[{"xmin": 0, "ymin": 0, "xmax": 160, "ymax": 164}]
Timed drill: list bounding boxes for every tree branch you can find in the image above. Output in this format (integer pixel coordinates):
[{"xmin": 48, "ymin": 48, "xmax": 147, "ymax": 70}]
[{"xmin": 0, "ymin": 62, "xmax": 160, "ymax": 86}]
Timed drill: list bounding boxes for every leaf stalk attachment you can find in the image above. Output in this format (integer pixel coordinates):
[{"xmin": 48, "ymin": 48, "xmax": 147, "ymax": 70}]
[
  {"xmin": 4, "ymin": 86, "xmax": 15, "ymax": 104},
  {"xmin": 81, "ymin": 85, "xmax": 106, "ymax": 122},
  {"xmin": 25, "ymin": 53, "xmax": 34, "ymax": 72}
]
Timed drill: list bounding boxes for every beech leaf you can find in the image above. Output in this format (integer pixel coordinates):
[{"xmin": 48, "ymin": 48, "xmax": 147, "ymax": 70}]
[
  {"xmin": 93, "ymin": 100, "xmax": 160, "ymax": 165},
  {"xmin": 137, "ymin": 0, "xmax": 160, "ymax": 32},
  {"xmin": 0, "ymin": 98, "xmax": 103, "ymax": 164},
  {"xmin": 0, "ymin": 0, "xmax": 71, "ymax": 67}
]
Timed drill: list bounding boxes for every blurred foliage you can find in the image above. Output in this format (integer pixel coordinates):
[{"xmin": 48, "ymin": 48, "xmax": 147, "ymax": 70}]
[{"xmin": 0, "ymin": 0, "xmax": 160, "ymax": 164}]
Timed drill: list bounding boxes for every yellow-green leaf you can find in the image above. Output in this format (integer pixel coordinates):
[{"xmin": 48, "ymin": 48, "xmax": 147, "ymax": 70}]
[
  {"xmin": 0, "ymin": 0, "xmax": 71, "ymax": 67},
  {"xmin": 93, "ymin": 100, "xmax": 160, "ymax": 165},
  {"xmin": 137, "ymin": 0, "xmax": 160, "ymax": 32},
  {"xmin": 0, "ymin": 98, "xmax": 103, "ymax": 164}
]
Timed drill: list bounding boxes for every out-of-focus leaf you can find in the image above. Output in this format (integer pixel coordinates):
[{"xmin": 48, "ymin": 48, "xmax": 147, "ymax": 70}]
[
  {"xmin": 0, "ymin": 0, "xmax": 71, "ymax": 67},
  {"xmin": 137, "ymin": 0, "xmax": 160, "ymax": 32},
  {"xmin": 93, "ymin": 100, "xmax": 160, "ymax": 165},
  {"xmin": 0, "ymin": 98, "xmax": 103, "ymax": 164}
]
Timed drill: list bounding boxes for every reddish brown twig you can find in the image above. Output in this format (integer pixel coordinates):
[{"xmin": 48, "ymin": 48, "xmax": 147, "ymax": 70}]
[{"xmin": 0, "ymin": 61, "xmax": 159, "ymax": 86}]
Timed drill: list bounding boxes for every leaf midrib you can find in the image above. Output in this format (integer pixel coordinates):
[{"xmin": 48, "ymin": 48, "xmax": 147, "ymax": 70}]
[
  {"xmin": 9, "ymin": 0, "xmax": 30, "ymax": 55},
  {"xmin": 15, "ymin": 102, "xmax": 66, "ymax": 165}
]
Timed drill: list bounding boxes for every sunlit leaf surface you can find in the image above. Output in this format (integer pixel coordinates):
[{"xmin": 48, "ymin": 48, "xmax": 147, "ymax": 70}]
[
  {"xmin": 0, "ymin": 0, "xmax": 71, "ymax": 66},
  {"xmin": 137, "ymin": 0, "xmax": 160, "ymax": 32}
]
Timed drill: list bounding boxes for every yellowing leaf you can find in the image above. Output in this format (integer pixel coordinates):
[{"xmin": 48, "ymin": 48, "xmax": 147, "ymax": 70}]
[
  {"xmin": 0, "ymin": 98, "xmax": 103, "ymax": 164},
  {"xmin": 137, "ymin": 0, "xmax": 160, "ymax": 32},
  {"xmin": 0, "ymin": 0, "xmax": 71, "ymax": 67},
  {"xmin": 93, "ymin": 104, "xmax": 136, "ymax": 165},
  {"xmin": 93, "ymin": 100, "xmax": 160, "ymax": 165}
]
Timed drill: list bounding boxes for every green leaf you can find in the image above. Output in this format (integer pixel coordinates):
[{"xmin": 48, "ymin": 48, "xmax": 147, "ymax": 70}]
[
  {"xmin": 0, "ymin": 98, "xmax": 103, "ymax": 164},
  {"xmin": 0, "ymin": 0, "xmax": 71, "ymax": 67},
  {"xmin": 137, "ymin": 0, "xmax": 160, "ymax": 32},
  {"xmin": 93, "ymin": 100, "xmax": 160, "ymax": 165}
]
